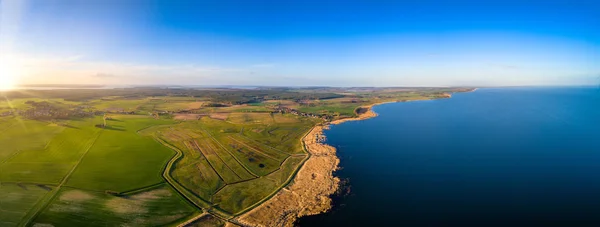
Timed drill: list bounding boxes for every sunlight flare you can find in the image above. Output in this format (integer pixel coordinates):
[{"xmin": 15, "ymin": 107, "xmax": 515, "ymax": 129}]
[{"xmin": 0, "ymin": 62, "xmax": 20, "ymax": 90}]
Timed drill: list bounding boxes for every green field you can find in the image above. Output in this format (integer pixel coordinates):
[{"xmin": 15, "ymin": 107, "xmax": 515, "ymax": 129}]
[
  {"xmin": 143, "ymin": 114, "xmax": 311, "ymax": 214},
  {"xmin": 0, "ymin": 183, "xmax": 53, "ymax": 226},
  {"xmin": 65, "ymin": 116, "xmax": 176, "ymax": 192},
  {"xmin": 298, "ymin": 104, "xmax": 358, "ymax": 117},
  {"xmin": 0, "ymin": 87, "xmax": 469, "ymax": 225},
  {"xmin": 33, "ymin": 185, "xmax": 196, "ymax": 226},
  {"xmin": 0, "ymin": 115, "xmax": 196, "ymax": 226}
]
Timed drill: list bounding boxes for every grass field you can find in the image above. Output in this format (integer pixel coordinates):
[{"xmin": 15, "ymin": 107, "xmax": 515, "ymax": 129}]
[
  {"xmin": 0, "ymin": 87, "xmax": 463, "ymax": 225},
  {"xmin": 0, "ymin": 114, "xmax": 193, "ymax": 226},
  {"xmin": 298, "ymin": 103, "xmax": 358, "ymax": 117},
  {"xmin": 227, "ymin": 113, "xmax": 274, "ymax": 124},
  {"xmin": 90, "ymin": 98, "xmax": 149, "ymax": 112},
  {"xmin": 65, "ymin": 115, "xmax": 176, "ymax": 192},
  {"xmin": 0, "ymin": 118, "xmax": 65, "ymax": 160},
  {"xmin": 33, "ymin": 185, "xmax": 196, "ymax": 226},
  {"xmin": 241, "ymin": 123, "xmax": 314, "ymax": 154},
  {"xmin": 0, "ymin": 98, "xmax": 80, "ymax": 110},
  {"xmin": 0, "ymin": 183, "xmax": 53, "ymax": 227},
  {"xmin": 142, "ymin": 115, "xmax": 310, "ymax": 214},
  {"xmin": 0, "ymin": 118, "xmax": 100, "ymax": 184},
  {"xmin": 213, "ymin": 155, "xmax": 307, "ymax": 213}
]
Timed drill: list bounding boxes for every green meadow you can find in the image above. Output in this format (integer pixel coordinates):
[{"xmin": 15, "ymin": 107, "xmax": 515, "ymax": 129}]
[
  {"xmin": 0, "ymin": 87, "xmax": 460, "ymax": 225},
  {"xmin": 33, "ymin": 185, "xmax": 197, "ymax": 226},
  {"xmin": 144, "ymin": 114, "xmax": 311, "ymax": 214}
]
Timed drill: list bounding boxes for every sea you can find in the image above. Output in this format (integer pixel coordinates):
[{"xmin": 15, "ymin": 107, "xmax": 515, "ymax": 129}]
[{"xmin": 297, "ymin": 87, "xmax": 600, "ymax": 227}]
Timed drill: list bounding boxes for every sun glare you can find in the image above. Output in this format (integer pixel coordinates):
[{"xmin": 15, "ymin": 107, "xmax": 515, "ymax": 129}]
[{"xmin": 0, "ymin": 63, "xmax": 19, "ymax": 91}]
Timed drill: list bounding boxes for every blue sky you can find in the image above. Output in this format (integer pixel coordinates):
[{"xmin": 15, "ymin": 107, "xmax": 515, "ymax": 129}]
[{"xmin": 1, "ymin": 0, "xmax": 599, "ymax": 86}]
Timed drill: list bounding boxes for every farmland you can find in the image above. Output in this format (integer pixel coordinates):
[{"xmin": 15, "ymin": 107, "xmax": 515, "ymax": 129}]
[{"xmin": 0, "ymin": 87, "xmax": 472, "ymax": 226}]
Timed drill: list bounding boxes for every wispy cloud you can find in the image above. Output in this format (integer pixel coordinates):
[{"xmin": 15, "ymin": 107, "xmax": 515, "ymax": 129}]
[{"xmin": 7, "ymin": 52, "xmax": 249, "ymax": 85}]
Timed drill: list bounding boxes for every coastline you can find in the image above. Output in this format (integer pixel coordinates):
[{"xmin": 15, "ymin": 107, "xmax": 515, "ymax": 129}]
[
  {"xmin": 236, "ymin": 104, "xmax": 381, "ymax": 226},
  {"xmin": 234, "ymin": 89, "xmax": 475, "ymax": 226}
]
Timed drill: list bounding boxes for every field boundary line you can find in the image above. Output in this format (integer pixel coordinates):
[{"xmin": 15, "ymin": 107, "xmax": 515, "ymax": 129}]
[
  {"xmin": 230, "ymin": 126, "xmax": 313, "ymax": 216},
  {"xmin": 176, "ymin": 212, "xmax": 208, "ymax": 227},
  {"xmin": 200, "ymin": 128, "xmax": 259, "ymax": 178},
  {"xmin": 19, "ymin": 129, "xmax": 103, "ymax": 227},
  {"xmin": 119, "ymin": 182, "xmax": 166, "ymax": 195},
  {"xmin": 234, "ymin": 134, "xmax": 294, "ymax": 156},
  {"xmin": 194, "ymin": 140, "xmax": 244, "ymax": 181},
  {"xmin": 227, "ymin": 136, "xmax": 281, "ymax": 161},
  {"xmin": 190, "ymin": 141, "xmax": 227, "ymax": 183},
  {"xmin": 279, "ymin": 125, "xmax": 312, "ymax": 149},
  {"xmin": 201, "ymin": 136, "xmax": 256, "ymax": 182},
  {"xmin": 175, "ymin": 121, "xmax": 317, "ymax": 225},
  {"xmin": 0, "ymin": 150, "xmax": 21, "ymax": 164},
  {"xmin": 154, "ymin": 137, "xmax": 215, "ymax": 208},
  {"xmin": 57, "ymin": 130, "xmax": 103, "ymax": 186},
  {"xmin": 155, "ymin": 137, "xmax": 234, "ymax": 221}
]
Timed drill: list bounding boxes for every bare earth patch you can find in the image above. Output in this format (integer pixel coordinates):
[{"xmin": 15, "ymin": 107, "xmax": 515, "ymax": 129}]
[
  {"xmin": 105, "ymin": 197, "xmax": 146, "ymax": 215},
  {"xmin": 187, "ymin": 102, "xmax": 205, "ymax": 110},
  {"xmin": 130, "ymin": 214, "xmax": 187, "ymax": 227},
  {"xmin": 59, "ymin": 190, "xmax": 94, "ymax": 202},
  {"xmin": 174, "ymin": 114, "xmax": 204, "ymax": 120},
  {"xmin": 209, "ymin": 112, "xmax": 229, "ymax": 120},
  {"xmin": 131, "ymin": 188, "xmax": 172, "ymax": 200},
  {"xmin": 225, "ymin": 222, "xmax": 242, "ymax": 227},
  {"xmin": 105, "ymin": 189, "xmax": 172, "ymax": 215}
]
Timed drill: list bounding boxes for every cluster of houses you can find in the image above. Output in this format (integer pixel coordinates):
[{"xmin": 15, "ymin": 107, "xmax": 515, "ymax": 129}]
[
  {"xmin": 1, "ymin": 110, "xmax": 14, "ymax": 117},
  {"xmin": 17, "ymin": 101, "xmax": 95, "ymax": 120},
  {"xmin": 272, "ymin": 106, "xmax": 334, "ymax": 121}
]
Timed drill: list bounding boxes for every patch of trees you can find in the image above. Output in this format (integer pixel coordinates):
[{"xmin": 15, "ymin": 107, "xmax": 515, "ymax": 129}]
[
  {"xmin": 203, "ymin": 102, "xmax": 230, "ymax": 107},
  {"xmin": 355, "ymin": 107, "xmax": 369, "ymax": 115}
]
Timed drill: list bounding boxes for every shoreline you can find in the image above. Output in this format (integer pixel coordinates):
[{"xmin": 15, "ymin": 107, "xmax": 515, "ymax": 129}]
[
  {"xmin": 236, "ymin": 104, "xmax": 381, "ymax": 226},
  {"xmin": 232, "ymin": 90, "xmax": 476, "ymax": 226}
]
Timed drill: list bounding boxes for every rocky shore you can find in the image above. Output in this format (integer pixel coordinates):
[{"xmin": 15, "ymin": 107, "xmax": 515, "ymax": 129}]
[{"xmin": 236, "ymin": 105, "xmax": 379, "ymax": 226}]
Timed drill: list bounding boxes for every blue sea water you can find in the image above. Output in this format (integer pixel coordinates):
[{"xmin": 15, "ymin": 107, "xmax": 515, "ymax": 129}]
[{"xmin": 298, "ymin": 87, "xmax": 600, "ymax": 227}]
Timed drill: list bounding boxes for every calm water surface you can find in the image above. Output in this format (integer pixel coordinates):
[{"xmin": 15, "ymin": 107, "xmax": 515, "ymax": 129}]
[{"xmin": 298, "ymin": 87, "xmax": 600, "ymax": 226}]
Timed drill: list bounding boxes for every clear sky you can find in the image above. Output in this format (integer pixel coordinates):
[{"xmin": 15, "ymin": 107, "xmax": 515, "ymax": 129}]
[{"xmin": 1, "ymin": 0, "xmax": 599, "ymax": 87}]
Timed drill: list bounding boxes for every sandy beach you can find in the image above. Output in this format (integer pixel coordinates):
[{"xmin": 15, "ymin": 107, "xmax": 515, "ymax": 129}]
[{"xmin": 236, "ymin": 105, "xmax": 380, "ymax": 226}]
